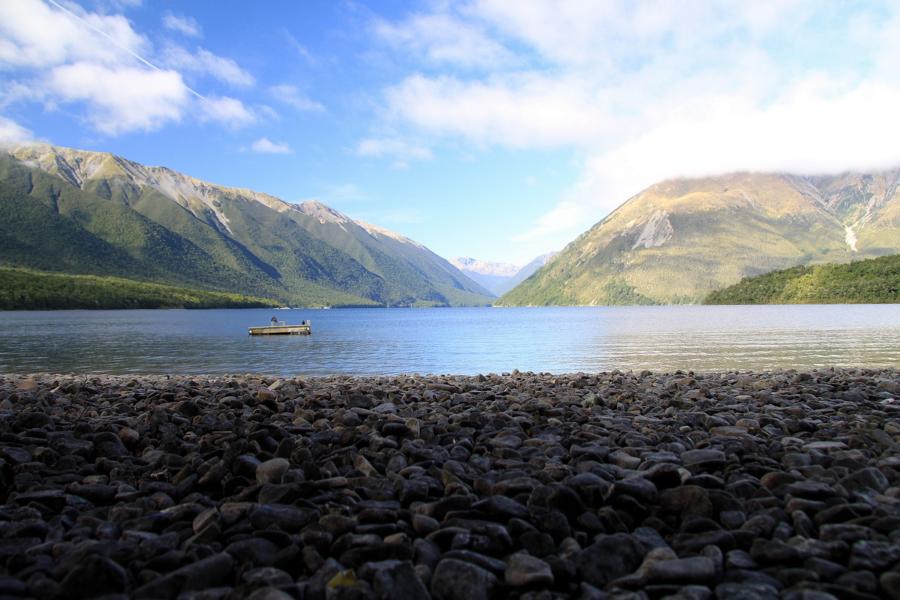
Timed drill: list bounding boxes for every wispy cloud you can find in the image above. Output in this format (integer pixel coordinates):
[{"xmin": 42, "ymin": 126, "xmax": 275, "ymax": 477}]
[
  {"xmin": 162, "ymin": 12, "xmax": 201, "ymax": 38},
  {"xmin": 282, "ymin": 30, "xmax": 317, "ymax": 65},
  {"xmin": 269, "ymin": 84, "xmax": 324, "ymax": 112},
  {"xmin": 373, "ymin": 13, "xmax": 515, "ymax": 69},
  {"xmin": 355, "ymin": 137, "xmax": 432, "ymax": 162},
  {"xmin": 162, "ymin": 45, "xmax": 254, "ymax": 87},
  {"xmin": 202, "ymin": 96, "xmax": 255, "ymax": 128},
  {"xmin": 0, "ymin": 116, "xmax": 34, "ymax": 147},
  {"xmin": 250, "ymin": 137, "xmax": 292, "ymax": 154}
]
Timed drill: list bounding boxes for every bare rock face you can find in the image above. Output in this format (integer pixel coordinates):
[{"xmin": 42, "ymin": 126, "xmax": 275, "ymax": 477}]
[{"xmin": 0, "ymin": 369, "xmax": 898, "ymax": 599}]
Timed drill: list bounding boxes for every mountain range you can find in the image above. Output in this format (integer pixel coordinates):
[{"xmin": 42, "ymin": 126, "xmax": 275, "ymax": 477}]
[
  {"xmin": 450, "ymin": 253, "xmax": 556, "ymax": 296},
  {"xmin": 0, "ymin": 144, "xmax": 493, "ymax": 307},
  {"xmin": 501, "ymin": 170, "xmax": 900, "ymax": 305}
]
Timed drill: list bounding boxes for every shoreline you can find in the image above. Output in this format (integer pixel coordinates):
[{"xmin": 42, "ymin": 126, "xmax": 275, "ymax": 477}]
[{"xmin": 1, "ymin": 369, "xmax": 898, "ymax": 598}]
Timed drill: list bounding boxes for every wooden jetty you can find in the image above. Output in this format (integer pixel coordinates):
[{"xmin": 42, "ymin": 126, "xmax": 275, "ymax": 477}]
[{"xmin": 248, "ymin": 320, "xmax": 311, "ymax": 336}]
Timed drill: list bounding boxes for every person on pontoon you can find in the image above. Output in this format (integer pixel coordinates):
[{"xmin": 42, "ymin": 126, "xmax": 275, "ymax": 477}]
[{"xmin": 270, "ymin": 316, "xmax": 278, "ymax": 326}]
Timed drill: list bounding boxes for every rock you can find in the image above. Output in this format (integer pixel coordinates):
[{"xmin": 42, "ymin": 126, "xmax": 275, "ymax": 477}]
[
  {"xmin": 577, "ymin": 533, "xmax": 647, "ymax": 588},
  {"xmin": 251, "ymin": 503, "xmax": 318, "ymax": 531},
  {"xmin": 505, "ymin": 553, "xmax": 554, "ymax": 587},
  {"xmin": 225, "ymin": 537, "xmax": 280, "ymax": 566},
  {"xmin": 17, "ymin": 378, "xmax": 38, "ymax": 392},
  {"xmin": 256, "ymin": 458, "xmax": 291, "ymax": 484},
  {"xmin": 660, "ymin": 485, "xmax": 713, "ymax": 519},
  {"xmin": 839, "ymin": 467, "xmax": 889, "ymax": 494},
  {"xmin": 714, "ymin": 582, "xmax": 779, "ymax": 599},
  {"xmin": 431, "ymin": 558, "xmax": 497, "ymax": 600},
  {"xmin": 0, "ymin": 370, "xmax": 898, "ymax": 600},
  {"xmin": 803, "ymin": 441, "xmax": 848, "ymax": 452},
  {"xmin": 246, "ymin": 588, "xmax": 294, "ymax": 600},
  {"xmin": 681, "ymin": 449, "xmax": 726, "ymax": 471},
  {"xmin": 881, "ymin": 572, "xmax": 900, "ymax": 600},
  {"xmin": 371, "ymin": 560, "xmax": 430, "ymax": 600},
  {"xmin": 849, "ymin": 540, "xmax": 900, "ymax": 570},
  {"xmin": 58, "ymin": 555, "xmax": 129, "ymax": 599},
  {"xmin": 645, "ymin": 557, "xmax": 716, "ymax": 584},
  {"xmin": 134, "ymin": 552, "xmax": 234, "ymax": 598},
  {"xmin": 242, "ymin": 567, "xmax": 294, "ymax": 588},
  {"xmin": 0, "ymin": 577, "xmax": 26, "ymax": 596}
]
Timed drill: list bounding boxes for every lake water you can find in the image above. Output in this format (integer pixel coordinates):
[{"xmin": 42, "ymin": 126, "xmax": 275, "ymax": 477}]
[{"xmin": 0, "ymin": 305, "xmax": 897, "ymax": 376}]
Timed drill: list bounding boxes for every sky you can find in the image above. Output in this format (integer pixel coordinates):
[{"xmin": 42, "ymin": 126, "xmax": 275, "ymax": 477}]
[{"xmin": 3, "ymin": 1, "xmax": 900, "ymax": 265}]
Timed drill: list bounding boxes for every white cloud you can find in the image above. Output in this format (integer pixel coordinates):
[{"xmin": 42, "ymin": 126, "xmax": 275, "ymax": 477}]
[
  {"xmin": 370, "ymin": 1, "xmax": 900, "ymax": 250},
  {"xmin": 47, "ymin": 62, "xmax": 188, "ymax": 134},
  {"xmin": 162, "ymin": 12, "xmax": 201, "ymax": 38},
  {"xmin": 384, "ymin": 73, "xmax": 608, "ymax": 149},
  {"xmin": 269, "ymin": 84, "xmax": 324, "ymax": 112},
  {"xmin": 250, "ymin": 137, "xmax": 292, "ymax": 154},
  {"xmin": 0, "ymin": 0, "xmax": 147, "ymax": 68},
  {"xmin": 162, "ymin": 45, "xmax": 254, "ymax": 87},
  {"xmin": 0, "ymin": 0, "xmax": 263, "ymax": 137},
  {"xmin": 356, "ymin": 137, "xmax": 432, "ymax": 162},
  {"xmin": 201, "ymin": 96, "xmax": 255, "ymax": 128},
  {"xmin": 0, "ymin": 115, "xmax": 34, "ymax": 147},
  {"xmin": 374, "ymin": 13, "xmax": 514, "ymax": 69}
]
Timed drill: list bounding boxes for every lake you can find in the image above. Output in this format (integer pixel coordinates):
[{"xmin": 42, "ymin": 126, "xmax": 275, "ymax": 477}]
[{"xmin": 0, "ymin": 305, "xmax": 897, "ymax": 376}]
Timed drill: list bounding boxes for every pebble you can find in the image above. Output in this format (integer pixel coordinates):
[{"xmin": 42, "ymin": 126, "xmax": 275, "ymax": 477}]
[
  {"xmin": 0, "ymin": 369, "xmax": 896, "ymax": 599},
  {"xmin": 505, "ymin": 553, "xmax": 554, "ymax": 587}
]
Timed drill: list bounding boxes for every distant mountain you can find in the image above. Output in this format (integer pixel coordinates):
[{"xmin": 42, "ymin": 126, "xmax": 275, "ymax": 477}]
[
  {"xmin": 450, "ymin": 257, "xmax": 517, "ymax": 296},
  {"xmin": 451, "ymin": 253, "xmax": 557, "ymax": 296},
  {"xmin": 501, "ymin": 171, "xmax": 900, "ymax": 305},
  {"xmin": 704, "ymin": 254, "xmax": 900, "ymax": 305},
  {"xmin": 0, "ymin": 144, "xmax": 493, "ymax": 307},
  {"xmin": 504, "ymin": 252, "xmax": 558, "ymax": 292}
]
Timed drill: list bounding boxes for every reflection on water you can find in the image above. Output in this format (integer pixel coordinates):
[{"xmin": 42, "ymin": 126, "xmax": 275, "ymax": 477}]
[{"xmin": 0, "ymin": 305, "xmax": 897, "ymax": 375}]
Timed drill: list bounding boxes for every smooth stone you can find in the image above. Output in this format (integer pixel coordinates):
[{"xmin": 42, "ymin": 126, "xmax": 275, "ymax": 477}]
[
  {"xmin": 134, "ymin": 553, "xmax": 234, "ymax": 598},
  {"xmin": 59, "ymin": 555, "xmax": 129, "ymax": 598},
  {"xmin": 431, "ymin": 558, "xmax": 497, "ymax": 600},
  {"xmin": 369, "ymin": 561, "xmax": 430, "ymax": 600},
  {"xmin": 505, "ymin": 553, "xmax": 554, "ymax": 587},
  {"xmin": 682, "ymin": 449, "xmax": 726, "ymax": 471},
  {"xmin": 577, "ymin": 533, "xmax": 647, "ymax": 588},
  {"xmin": 839, "ymin": 468, "xmax": 890, "ymax": 494},
  {"xmin": 256, "ymin": 458, "xmax": 290, "ymax": 485},
  {"xmin": 246, "ymin": 588, "xmax": 294, "ymax": 600},
  {"xmin": 645, "ymin": 557, "xmax": 716, "ymax": 584}
]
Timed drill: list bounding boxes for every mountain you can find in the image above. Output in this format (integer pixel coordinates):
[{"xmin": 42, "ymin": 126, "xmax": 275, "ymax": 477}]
[
  {"xmin": 501, "ymin": 170, "xmax": 900, "ymax": 305},
  {"xmin": 704, "ymin": 254, "xmax": 900, "ymax": 305},
  {"xmin": 451, "ymin": 253, "xmax": 558, "ymax": 296},
  {"xmin": 0, "ymin": 144, "xmax": 493, "ymax": 307},
  {"xmin": 450, "ymin": 257, "xmax": 517, "ymax": 296},
  {"xmin": 503, "ymin": 252, "xmax": 558, "ymax": 292}
]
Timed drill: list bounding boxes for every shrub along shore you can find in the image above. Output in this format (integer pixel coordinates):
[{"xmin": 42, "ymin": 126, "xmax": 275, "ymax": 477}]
[{"xmin": 1, "ymin": 369, "xmax": 898, "ymax": 599}]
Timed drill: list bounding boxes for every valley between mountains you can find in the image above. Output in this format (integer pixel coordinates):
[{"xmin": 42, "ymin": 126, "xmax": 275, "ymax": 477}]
[{"xmin": 2, "ymin": 144, "xmax": 899, "ymax": 308}]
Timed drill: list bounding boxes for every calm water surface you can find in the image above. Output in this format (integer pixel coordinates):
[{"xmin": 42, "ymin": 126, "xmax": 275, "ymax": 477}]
[{"xmin": 0, "ymin": 305, "xmax": 897, "ymax": 375}]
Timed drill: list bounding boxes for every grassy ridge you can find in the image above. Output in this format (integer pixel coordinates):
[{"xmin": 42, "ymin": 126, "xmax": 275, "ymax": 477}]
[
  {"xmin": 0, "ymin": 267, "xmax": 281, "ymax": 310},
  {"xmin": 704, "ymin": 254, "xmax": 900, "ymax": 304}
]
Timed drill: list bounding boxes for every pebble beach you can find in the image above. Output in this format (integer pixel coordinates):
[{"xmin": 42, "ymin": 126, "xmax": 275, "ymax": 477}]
[{"xmin": 1, "ymin": 369, "xmax": 899, "ymax": 599}]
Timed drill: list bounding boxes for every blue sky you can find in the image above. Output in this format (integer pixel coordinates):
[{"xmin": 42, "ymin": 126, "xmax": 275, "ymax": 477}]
[{"xmin": 3, "ymin": 1, "xmax": 900, "ymax": 265}]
